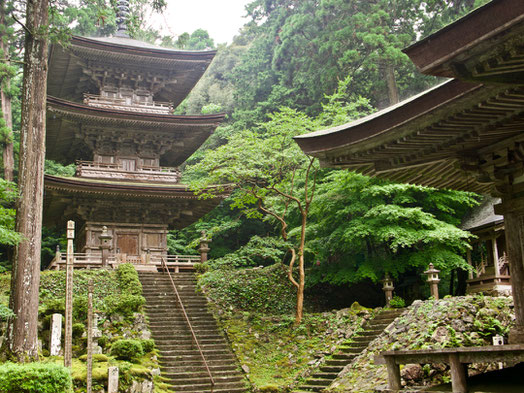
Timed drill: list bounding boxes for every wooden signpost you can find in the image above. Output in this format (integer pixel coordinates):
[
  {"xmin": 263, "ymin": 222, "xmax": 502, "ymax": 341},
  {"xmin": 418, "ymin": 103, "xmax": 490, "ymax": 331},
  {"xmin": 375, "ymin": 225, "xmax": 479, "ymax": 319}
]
[{"xmin": 64, "ymin": 220, "xmax": 74, "ymax": 367}]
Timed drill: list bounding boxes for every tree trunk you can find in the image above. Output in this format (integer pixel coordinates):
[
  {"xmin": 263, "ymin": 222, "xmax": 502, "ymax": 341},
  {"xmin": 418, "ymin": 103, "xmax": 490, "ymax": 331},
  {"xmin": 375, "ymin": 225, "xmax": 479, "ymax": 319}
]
[
  {"xmin": 385, "ymin": 63, "xmax": 399, "ymax": 106},
  {"xmin": 0, "ymin": 2, "xmax": 14, "ymax": 182},
  {"xmin": 295, "ymin": 211, "xmax": 307, "ymax": 325},
  {"xmin": 8, "ymin": 0, "xmax": 49, "ymax": 362}
]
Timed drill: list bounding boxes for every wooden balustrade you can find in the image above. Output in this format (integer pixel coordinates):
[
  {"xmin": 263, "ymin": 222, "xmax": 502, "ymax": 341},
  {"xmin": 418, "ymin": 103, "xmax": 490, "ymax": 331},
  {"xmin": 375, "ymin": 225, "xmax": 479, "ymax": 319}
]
[{"xmin": 83, "ymin": 94, "xmax": 173, "ymax": 114}]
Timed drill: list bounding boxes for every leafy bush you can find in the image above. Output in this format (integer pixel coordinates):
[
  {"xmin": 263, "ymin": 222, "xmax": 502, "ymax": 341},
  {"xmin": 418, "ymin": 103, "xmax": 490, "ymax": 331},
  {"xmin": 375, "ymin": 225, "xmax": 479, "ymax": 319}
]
[
  {"xmin": 72, "ymin": 323, "xmax": 85, "ymax": 338},
  {"xmin": 389, "ymin": 296, "xmax": 406, "ymax": 308},
  {"xmin": 0, "ymin": 362, "xmax": 72, "ymax": 393},
  {"xmin": 141, "ymin": 339, "xmax": 155, "ymax": 353},
  {"xmin": 199, "ymin": 263, "xmax": 296, "ymax": 314},
  {"xmin": 103, "ymin": 293, "xmax": 145, "ymax": 316},
  {"xmin": 116, "ymin": 263, "xmax": 142, "ymax": 296},
  {"xmin": 0, "ymin": 304, "xmax": 14, "ymax": 321},
  {"xmin": 110, "ymin": 339, "xmax": 144, "ymax": 361}
]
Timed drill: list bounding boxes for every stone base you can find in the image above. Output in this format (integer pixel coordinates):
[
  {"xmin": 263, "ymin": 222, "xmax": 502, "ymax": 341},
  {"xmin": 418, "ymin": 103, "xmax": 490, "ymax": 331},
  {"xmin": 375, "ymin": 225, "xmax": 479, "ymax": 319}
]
[{"xmin": 508, "ymin": 326, "xmax": 524, "ymax": 344}]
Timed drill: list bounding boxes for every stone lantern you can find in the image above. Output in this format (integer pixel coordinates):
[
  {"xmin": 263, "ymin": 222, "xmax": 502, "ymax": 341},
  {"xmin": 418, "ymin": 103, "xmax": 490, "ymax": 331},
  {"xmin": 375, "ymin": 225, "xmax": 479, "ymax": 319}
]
[
  {"xmin": 199, "ymin": 231, "xmax": 211, "ymax": 263},
  {"xmin": 98, "ymin": 226, "xmax": 113, "ymax": 268},
  {"xmin": 424, "ymin": 263, "xmax": 441, "ymax": 300},
  {"xmin": 382, "ymin": 273, "xmax": 395, "ymax": 307}
]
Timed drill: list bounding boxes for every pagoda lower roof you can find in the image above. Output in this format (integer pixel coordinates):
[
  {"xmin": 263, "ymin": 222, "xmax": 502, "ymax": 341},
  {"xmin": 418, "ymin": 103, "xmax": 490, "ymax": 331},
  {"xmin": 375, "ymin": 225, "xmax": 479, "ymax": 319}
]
[
  {"xmin": 44, "ymin": 175, "xmax": 228, "ymax": 229},
  {"xmin": 294, "ymin": 79, "xmax": 524, "ymax": 194},
  {"xmin": 404, "ymin": 0, "xmax": 524, "ymax": 83},
  {"xmin": 47, "ymin": 35, "xmax": 216, "ymax": 105},
  {"xmin": 46, "ymin": 96, "xmax": 225, "ymax": 166}
]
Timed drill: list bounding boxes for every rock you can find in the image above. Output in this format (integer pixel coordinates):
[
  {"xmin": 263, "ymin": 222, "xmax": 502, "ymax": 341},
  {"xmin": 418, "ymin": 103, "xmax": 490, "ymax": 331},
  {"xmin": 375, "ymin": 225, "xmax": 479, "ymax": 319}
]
[
  {"xmin": 242, "ymin": 365, "xmax": 250, "ymax": 374},
  {"xmin": 141, "ymin": 330, "xmax": 151, "ymax": 340},
  {"xmin": 151, "ymin": 368, "xmax": 161, "ymax": 376},
  {"xmin": 401, "ymin": 364, "xmax": 424, "ymax": 382},
  {"xmin": 431, "ymin": 326, "xmax": 450, "ymax": 344}
]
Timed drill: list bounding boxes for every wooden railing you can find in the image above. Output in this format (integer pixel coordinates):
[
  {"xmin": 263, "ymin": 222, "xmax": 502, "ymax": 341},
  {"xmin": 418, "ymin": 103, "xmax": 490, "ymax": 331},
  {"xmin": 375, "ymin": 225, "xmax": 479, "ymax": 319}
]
[
  {"xmin": 84, "ymin": 94, "xmax": 173, "ymax": 114},
  {"xmin": 48, "ymin": 252, "xmax": 200, "ymax": 271},
  {"xmin": 76, "ymin": 161, "xmax": 181, "ymax": 183},
  {"xmin": 160, "ymin": 257, "xmax": 214, "ymax": 387}
]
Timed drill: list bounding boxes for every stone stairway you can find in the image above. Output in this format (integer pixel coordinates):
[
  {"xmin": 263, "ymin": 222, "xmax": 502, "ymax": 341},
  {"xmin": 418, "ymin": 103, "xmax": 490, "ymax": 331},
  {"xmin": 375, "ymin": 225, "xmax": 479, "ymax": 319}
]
[
  {"xmin": 292, "ymin": 309, "xmax": 404, "ymax": 393},
  {"xmin": 138, "ymin": 272, "xmax": 248, "ymax": 393}
]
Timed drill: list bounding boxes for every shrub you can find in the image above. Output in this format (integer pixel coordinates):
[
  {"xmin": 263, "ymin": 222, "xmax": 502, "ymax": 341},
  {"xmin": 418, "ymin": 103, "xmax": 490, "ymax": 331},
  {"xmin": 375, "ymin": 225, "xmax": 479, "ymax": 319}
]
[
  {"xmin": 389, "ymin": 296, "xmax": 406, "ymax": 308},
  {"xmin": 116, "ymin": 264, "xmax": 142, "ymax": 296},
  {"xmin": 0, "ymin": 362, "xmax": 72, "ymax": 393},
  {"xmin": 110, "ymin": 339, "xmax": 144, "ymax": 361},
  {"xmin": 0, "ymin": 304, "xmax": 14, "ymax": 321},
  {"xmin": 72, "ymin": 323, "xmax": 85, "ymax": 338},
  {"xmin": 140, "ymin": 339, "xmax": 155, "ymax": 353},
  {"xmin": 103, "ymin": 294, "xmax": 145, "ymax": 316}
]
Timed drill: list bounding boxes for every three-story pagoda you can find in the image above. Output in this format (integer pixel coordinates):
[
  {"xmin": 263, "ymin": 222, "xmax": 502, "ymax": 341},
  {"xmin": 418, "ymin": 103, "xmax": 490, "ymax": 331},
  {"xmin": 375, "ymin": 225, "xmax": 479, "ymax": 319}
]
[{"xmin": 44, "ymin": 16, "xmax": 225, "ymax": 267}]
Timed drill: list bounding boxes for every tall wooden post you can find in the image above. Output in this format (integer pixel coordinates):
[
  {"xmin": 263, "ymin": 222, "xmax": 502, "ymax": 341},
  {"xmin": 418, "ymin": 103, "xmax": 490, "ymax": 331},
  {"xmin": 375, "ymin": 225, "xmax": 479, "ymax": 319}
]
[
  {"xmin": 86, "ymin": 280, "xmax": 93, "ymax": 393},
  {"xmin": 64, "ymin": 220, "xmax": 74, "ymax": 367}
]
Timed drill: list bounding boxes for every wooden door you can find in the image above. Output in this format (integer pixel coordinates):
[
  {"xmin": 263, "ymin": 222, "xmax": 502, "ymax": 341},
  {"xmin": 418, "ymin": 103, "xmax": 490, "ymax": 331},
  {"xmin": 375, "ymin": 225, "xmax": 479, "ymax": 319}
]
[
  {"xmin": 117, "ymin": 234, "xmax": 139, "ymax": 256},
  {"xmin": 121, "ymin": 159, "xmax": 136, "ymax": 171}
]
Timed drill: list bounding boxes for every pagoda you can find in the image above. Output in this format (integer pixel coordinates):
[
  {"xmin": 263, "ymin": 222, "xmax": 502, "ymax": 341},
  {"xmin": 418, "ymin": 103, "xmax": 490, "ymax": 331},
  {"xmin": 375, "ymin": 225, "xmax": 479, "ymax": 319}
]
[{"xmin": 44, "ymin": 5, "xmax": 225, "ymax": 268}]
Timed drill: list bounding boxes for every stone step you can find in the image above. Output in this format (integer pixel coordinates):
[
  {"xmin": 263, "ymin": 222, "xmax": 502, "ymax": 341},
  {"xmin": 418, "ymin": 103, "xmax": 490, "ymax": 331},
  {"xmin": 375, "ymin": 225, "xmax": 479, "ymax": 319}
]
[{"xmin": 311, "ymin": 372, "xmax": 339, "ymax": 379}]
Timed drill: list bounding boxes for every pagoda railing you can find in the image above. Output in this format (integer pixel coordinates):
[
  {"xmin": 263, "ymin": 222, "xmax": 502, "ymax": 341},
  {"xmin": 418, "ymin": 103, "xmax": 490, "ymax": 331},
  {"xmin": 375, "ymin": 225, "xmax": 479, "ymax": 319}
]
[
  {"xmin": 48, "ymin": 252, "xmax": 200, "ymax": 271},
  {"xmin": 83, "ymin": 94, "xmax": 173, "ymax": 114},
  {"xmin": 76, "ymin": 161, "xmax": 181, "ymax": 183}
]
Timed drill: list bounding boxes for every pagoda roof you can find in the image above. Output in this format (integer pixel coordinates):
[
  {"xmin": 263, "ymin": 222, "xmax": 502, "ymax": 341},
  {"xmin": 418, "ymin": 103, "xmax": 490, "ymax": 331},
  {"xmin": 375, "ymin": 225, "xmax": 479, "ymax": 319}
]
[
  {"xmin": 44, "ymin": 175, "xmax": 228, "ymax": 229},
  {"xmin": 404, "ymin": 0, "xmax": 524, "ymax": 83},
  {"xmin": 47, "ymin": 35, "xmax": 216, "ymax": 106},
  {"xmin": 294, "ymin": 78, "xmax": 524, "ymax": 193},
  {"xmin": 46, "ymin": 96, "xmax": 225, "ymax": 166}
]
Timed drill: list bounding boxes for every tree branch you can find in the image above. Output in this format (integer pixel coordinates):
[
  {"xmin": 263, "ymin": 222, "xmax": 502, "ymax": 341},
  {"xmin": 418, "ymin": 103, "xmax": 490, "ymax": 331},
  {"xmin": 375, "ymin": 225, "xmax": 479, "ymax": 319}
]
[
  {"xmin": 288, "ymin": 248, "xmax": 300, "ymax": 289},
  {"xmin": 11, "ymin": 14, "xmax": 32, "ymax": 36}
]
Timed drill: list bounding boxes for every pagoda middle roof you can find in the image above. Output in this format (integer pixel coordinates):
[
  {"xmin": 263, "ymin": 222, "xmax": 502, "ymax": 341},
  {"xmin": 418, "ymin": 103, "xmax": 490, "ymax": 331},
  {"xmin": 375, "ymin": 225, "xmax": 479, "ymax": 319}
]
[
  {"xmin": 46, "ymin": 96, "xmax": 225, "ymax": 166},
  {"xmin": 47, "ymin": 35, "xmax": 217, "ymax": 106},
  {"xmin": 44, "ymin": 175, "xmax": 229, "ymax": 229}
]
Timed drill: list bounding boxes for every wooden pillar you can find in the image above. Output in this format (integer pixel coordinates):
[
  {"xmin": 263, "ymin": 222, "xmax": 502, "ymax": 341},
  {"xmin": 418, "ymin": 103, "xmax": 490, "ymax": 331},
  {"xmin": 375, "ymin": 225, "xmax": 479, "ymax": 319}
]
[
  {"xmin": 492, "ymin": 237, "xmax": 500, "ymax": 277},
  {"xmin": 98, "ymin": 226, "xmax": 112, "ymax": 268},
  {"xmin": 499, "ymin": 206, "xmax": 524, "ymax": 343},
  {"xmin": 449, "ymin": 353, "xmax": 468, "ymax": 393},
  {"xmin": 466, "ymin": 250, "xmax": 473, "ymax": 280},
  {"xmin": 64, "ymin": 220, "xmax": 74, "ymax": 368},
  {"xmin": 86, "ymin": 280, "xmax": 93, "ymax": 393},
  {"xmin": 384, "ymin": 355, "xmax": 401, "ymax": 391}
]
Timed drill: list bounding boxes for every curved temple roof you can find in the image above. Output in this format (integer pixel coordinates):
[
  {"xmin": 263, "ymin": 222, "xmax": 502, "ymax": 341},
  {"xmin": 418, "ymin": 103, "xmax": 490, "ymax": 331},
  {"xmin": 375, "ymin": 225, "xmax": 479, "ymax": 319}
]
[
  {"xmin": 46, "ymin": 96, "xmax": 225, "ymax": 167},
  {"xmin": 44, "ymin": 175, "xmax": 229, "ymax": 229},
  {"xmin": 47, "ymin": 35, "xmax": 216, "ymax": 106}
]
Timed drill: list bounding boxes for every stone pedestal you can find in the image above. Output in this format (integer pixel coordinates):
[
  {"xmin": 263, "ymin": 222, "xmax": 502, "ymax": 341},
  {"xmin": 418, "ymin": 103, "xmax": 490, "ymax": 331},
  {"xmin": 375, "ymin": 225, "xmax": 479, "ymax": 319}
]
[
  {"xmin": 108, "ymin": 366, "xmax": 119, "ymax": 393},
  {"xmin": 98, "ymin": 226, "xmax": 113, "ymax": 268},
  {"xmin": 49, "ymin": 313, "xmax": 62, "ymax": 356}
]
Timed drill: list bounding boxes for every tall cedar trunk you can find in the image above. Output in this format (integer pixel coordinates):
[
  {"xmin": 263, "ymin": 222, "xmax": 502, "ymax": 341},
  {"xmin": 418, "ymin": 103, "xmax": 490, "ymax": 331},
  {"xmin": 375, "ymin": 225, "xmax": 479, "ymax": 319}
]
[
  {"xmin": 8, "ymin": 0, "xmax": 49, "ymax": 362},
  {"xmin": 0, "ymin": 3, "xmax": 14, "ymax": 182},
  {"xmin": 385, "ymin": 63, "xmax": 399, "ymax": 106}
]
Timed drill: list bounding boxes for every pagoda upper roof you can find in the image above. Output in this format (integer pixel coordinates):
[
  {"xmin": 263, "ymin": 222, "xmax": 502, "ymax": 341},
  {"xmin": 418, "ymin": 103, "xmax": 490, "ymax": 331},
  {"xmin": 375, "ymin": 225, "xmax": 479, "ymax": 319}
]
[
  {"xmin": 46, "ymin": 96, "xmax": 225, "ymax": 166},
  {"xmin": 44, "ymin": 175, "xmax": 229, "ymax": 229},
  {"xmin": 47, "ymin": 35, "xmax": 216, "ymax": 106}
]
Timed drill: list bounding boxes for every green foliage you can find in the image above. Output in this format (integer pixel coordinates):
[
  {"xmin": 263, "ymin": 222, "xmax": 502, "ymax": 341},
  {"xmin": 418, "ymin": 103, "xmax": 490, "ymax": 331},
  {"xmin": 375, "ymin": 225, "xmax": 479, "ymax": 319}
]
[
  {"xmin": 110, "ymin": 339, "xmax": 144, "ymax": 361},
  {"xmin": 306, "ymin": 171, "xmax": 478, "ymax": 286},
  {"xmin": 103, "ymin": 293, "xmax": 145, "ymax": 317},
  {"xmin": 200, "ymin": 264, "xmax": 296, "ymax": 314},
  {"xmin": 140, "ymin": 339, "xmax": 155, "ymax": 353},
  {"xmin": 0, "ymin": 362, "xmax": 72, "ymax": 393},
  {"xmin": 0, "ymin": 303, "xmax": 14, "ymax": 321},
  {"xmin": 389, "ymin": 296, "xmax": 406, "ymax": 308},
  {"xmin": 115, "ymin": 263, "xmax": 143, "ymax": 296},
  {"xmin": 0, "ymin": 179, "xmax": 21, "ymax": 246},
  {"xmin": 44, "ymin": 160, "xmax": 76, "ymax": 177},
  {"xmin": 72, "ymin": 323, "xmax": 85, "ymax": 338},
  {"xmin": 209, "ymin": 236, "xmax": 290, "ymax": 269}
]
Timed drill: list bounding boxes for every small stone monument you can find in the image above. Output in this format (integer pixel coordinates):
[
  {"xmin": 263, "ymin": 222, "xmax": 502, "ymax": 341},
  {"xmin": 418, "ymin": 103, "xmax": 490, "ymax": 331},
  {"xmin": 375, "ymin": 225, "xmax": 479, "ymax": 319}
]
[
  {"xmin": 199, "ymin": 231, "xmax": 211, "ymax": 263},
  {"xmin": 381, "ymin": 274, "xmax": 394, "ymax": 307},
  {"xmin": 49, "ymin": 313, "xmax": 62, "ymax": 356},
  {"xmin": 108, "ymin": 366, "xmax": 119, "ymax": 393}
]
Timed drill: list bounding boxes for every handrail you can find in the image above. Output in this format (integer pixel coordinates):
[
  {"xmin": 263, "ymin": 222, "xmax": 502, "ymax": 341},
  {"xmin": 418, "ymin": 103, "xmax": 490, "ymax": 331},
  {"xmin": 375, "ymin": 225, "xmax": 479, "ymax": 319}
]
[{"xmin": 160, "ymin": 257, "xmax": 215, "ymax": 387}]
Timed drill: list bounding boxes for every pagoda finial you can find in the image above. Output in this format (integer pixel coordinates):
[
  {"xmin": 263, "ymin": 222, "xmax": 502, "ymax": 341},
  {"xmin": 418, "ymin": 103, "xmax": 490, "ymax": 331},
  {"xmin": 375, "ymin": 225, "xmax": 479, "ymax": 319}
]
[{"xmin": 115, "ymin": 0, "xmax": 130, "ymax": 38}]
